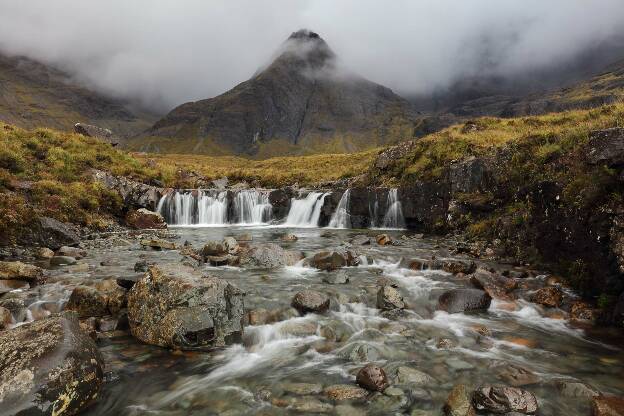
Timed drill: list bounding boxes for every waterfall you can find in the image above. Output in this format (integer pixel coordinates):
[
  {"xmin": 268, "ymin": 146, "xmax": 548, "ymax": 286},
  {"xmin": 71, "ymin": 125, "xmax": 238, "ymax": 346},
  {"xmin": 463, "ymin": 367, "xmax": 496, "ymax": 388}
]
[
  {"xmin": 197, "ymin": 191, "xmax": 228, "ymax": 225},
  {"xmin": 328, "ymin": 189, "xmax": 351, "ymax": 228},
  {"xmin": 233, "ymin": 190, "xmax": 272, "ymax": 224},
  {"xmin": 382, "ymin": 189, "xmax": 406, "ymax": 229},
  {"xmin": 157, "ymin": 191, "xmax": 198, "ymax": 225},
  {"xmin": 284, "ymin": 192, "xmax": 328, "ymax": 227},
  {"xmin": 369, "ymin": 193, "xmax": 379, "ymax": 228}
]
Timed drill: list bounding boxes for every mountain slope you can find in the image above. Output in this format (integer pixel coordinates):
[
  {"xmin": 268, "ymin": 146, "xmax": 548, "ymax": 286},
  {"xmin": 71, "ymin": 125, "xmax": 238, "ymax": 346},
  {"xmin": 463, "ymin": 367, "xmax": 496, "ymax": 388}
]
[
  {"xmin": 131, "ymin": 30, "xmax": 416, "ymax": 157},
  {"xmin": 0, "ymin": 53, "xmax": 157, "ymax": 137}
]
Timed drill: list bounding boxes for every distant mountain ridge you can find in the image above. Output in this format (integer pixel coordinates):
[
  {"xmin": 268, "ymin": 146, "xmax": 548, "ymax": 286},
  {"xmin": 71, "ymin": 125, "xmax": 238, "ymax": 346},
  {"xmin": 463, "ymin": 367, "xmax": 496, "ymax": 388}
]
[{"xmin": 131, "ymin": 30, "xmax": 417, "ymax": 157}]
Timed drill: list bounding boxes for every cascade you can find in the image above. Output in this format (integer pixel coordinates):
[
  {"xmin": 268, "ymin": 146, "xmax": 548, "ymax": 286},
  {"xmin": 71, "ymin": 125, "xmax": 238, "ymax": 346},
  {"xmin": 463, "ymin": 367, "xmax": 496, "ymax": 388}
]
[
  {"xmin": 232, "ymin": 190, "xmax": 272, "ymax": 224},
  {"xmin": 284, "ymin": 192, "xmax": 328, "ymax": 227},
  {"xmin": 328, "ymin": 189, "xmax": 351, "ymax": 228},
  {"xmin": 382, "ymin": 188, "xmax": 406, "ymax": 229}
]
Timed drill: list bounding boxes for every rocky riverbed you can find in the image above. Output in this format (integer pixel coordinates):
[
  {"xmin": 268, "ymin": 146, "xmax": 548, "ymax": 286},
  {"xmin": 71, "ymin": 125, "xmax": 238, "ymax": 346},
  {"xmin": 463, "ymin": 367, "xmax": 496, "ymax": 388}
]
[{"xmin": 1, "ymin": 226, "xmax": 623, "ymax": 415}]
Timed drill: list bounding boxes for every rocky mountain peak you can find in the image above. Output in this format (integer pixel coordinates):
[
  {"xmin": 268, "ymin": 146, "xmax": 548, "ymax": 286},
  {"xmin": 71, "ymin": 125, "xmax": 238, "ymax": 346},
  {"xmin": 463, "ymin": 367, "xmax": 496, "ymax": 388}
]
[{"xmin": 275, "ymin": 29, "xmax": 335, "ymax": 71}]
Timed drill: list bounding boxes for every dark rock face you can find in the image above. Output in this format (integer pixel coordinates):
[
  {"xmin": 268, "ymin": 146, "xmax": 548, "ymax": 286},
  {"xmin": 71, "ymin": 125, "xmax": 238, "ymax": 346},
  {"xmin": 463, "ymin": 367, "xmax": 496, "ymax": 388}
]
[
  {"xmin": 127, "ymin": 264, "xmax": 245, "ymax": 350},
  {"xmin": 449, "ymin": 156, "xmax": 490, "ymax": 193},
  {"xmin": 291, "ymin": 290, "xmax": 330, "ymax": 315},
  {"xmin": 399, "ymin": 181, "xmax": 450, "ymax": 230},
  {"xmin": 268, "ymin": 189, "xmax": 293, "ymax": 219},
  {"xmin": 141, "ymin": 30, "xmax": 414, "ymax": 156},
  {"xmin": 126, "ymin": 208, "xmax": 167, "ymax": 229},
  {"xmin": 356, "ymin": 365, "xmax": 389, "ymax": 392},
  {"xmin": 30, "ymin": 217, "xmax": 80, "ymax": 250},
  {"xmin": 472, "ymin": 385, "xmax": 538, "ymax": 414},
  {"xmin": 437, "ymin": 289, "xmax": 492, "ymax": 314},
  {"xmin": 93, "ymin": 170, "xmax": 164, "ymax": 211},
  {"xmin": 0, "ymin": 312, "xmax": 104, "ymax": 415},
  {"xmin": 586, "ymin": 128, "xmax": 624, "ymax": 166}
]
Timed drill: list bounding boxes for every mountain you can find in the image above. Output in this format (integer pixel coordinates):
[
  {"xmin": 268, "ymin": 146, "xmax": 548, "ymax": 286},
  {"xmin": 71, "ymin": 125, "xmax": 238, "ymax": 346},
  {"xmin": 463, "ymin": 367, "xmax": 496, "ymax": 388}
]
[
  {"xmin": 0, "ymin": 53, "xmax": 157, "ymax": 137},
  {"xmin": 131, "ymin": 30, "xmax": 416, "ymax": 157}
]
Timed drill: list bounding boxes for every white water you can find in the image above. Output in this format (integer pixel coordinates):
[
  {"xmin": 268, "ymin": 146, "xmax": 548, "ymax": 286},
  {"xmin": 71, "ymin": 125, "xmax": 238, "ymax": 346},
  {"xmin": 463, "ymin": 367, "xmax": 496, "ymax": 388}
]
[
  {"xmin": 233, "ymin": 190, "xmax": 272, "ymax": 225},
  {"xmin": 382, "ymin": 188, "xmax": 406, "ymax": 229},
  {"xmin": 197, "ymin": 191, "xmax": 228, "ymax": 225},
  {"xmin": 284, "ymin": 192, "xmax": 329, "ymax": 227},
  {"xmin": 328, "ymin": 189, "xmax": 351, "ymax": 228}
]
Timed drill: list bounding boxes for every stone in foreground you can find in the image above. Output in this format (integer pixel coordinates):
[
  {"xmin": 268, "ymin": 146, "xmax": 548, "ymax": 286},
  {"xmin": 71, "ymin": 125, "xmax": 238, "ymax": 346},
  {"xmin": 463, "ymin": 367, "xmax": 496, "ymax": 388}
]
[
  {"xmin": 356, "ymin": 364, "xmax": 389, "ymax": 392},
  {"xmin": 127, "ymin": 264, "xmax": 244, "ymax": 349},
  {"xmin": 472, "ymin": 384, "xmax": 538, "ymax": 414},
  {"xmin": 0, "ymin": 312, "xmax": 103, "ymax": 415},
  {"xmin": 444, "ymin": 384, "xmax": 476, "ymax": 416},
  {"xmin": 291, "ymin": 290, "xmax": 330, "ymax": 315},
  {"xmin": 0, "ymin": 261, "xmax": 44, "ymax": 283},
  {"xmin": 437, "ymin": 288, "xmax": 492, "ymax": 314}
]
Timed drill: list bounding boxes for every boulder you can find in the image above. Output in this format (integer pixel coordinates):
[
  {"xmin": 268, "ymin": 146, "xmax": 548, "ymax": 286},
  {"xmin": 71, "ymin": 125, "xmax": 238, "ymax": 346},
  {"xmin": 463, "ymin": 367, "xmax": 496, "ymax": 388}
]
[
  {"xmin": 0, "ymin": 306, "xmax": 12, "ymax": 329},
  {"xmin": 437, "ymin": 289, "xmax": 492, "ymax": 314},
  {"xmin": 449, "ymin": 156, "xmax": 490, "ymax": 193},
  {"xmin": 592, "ymin": 395, "xmax": 624, "ymax": 416},
  {"xmin": 586, "ymin": 128, "xmax": 624, "ymax": 167},
  {"xmin": 35, "ymin": 247, "xmax": 54, "ymax": 260},
  {"xmin": 324, "ymin": 384, "xmax": 368, "ymax": 401},
  {"xmin": 238, "ymin": 243, "xmax": 303, "ymax": 268},
  {"xmin": 127, "ymin": 264, "xmax": 244, "ymax": 349},
  {"xmin": 356, "ymin": 364, "xmax": 389, "ymax": 392},
  {"xmin": 30, "ymin": 217, "xmax": 80, "ymax": 250},
  {"xmin": 140, "ymin": 239, "xmax": 176, "ymax": 250},
  {"xmin": 55, "ymin": 245, "xmax": 87, "ymax": 259},
  {"xmin": 291, "ymin": 290, "xmax": 330, "ymax": 315},
  {"xmin": 470, "ymin": 269, "xmax": 517, "ymax": 300},
  {"xmin": 376, "ymin": 234, "xmax": 393, "ymax": 246},
  {"xmin": 74, "ymin": 122, "xmax": 119, "ymax": 145},
  {"xmin": 472, "ymin": 385, "xmax": 538, "ymax": 414},
  {"xmin": 222, "ymin": 236, "xmax": 239, "ymax": 254},
  {"xmin": 201, "ymin": 240, "xmax": 226, "ymax": 257},
  {"xmin": 0, "ymin": 312, "xmax": 103, "ymax": 415},
  {"xmin": 322, "ymin": 271, "xmax": 350, "ymax": 284},
  {"xmin": 310, "ymin": 250, "xmax": 359, "ymax": 271},
  {"xmin": 0, "ymin": 261, "xmax": 44, "ymax": 283},
  {"xmin": 377, "ymin": 285, "xmax": 405, "ymax": 310},
  {"xmin": 444, "ymin": 384, "xmax": 476, "ymax": 416},
  {"xmin": 126, "ymin": 208, "xmax": 167, "ymax": 229},
  {"xmin": 64, "ymin": 284, "xmax": 127, "ymax": 318},
  {"xmin": 531, "ymin": 286, "xmax": 563, "ymax": 308}
]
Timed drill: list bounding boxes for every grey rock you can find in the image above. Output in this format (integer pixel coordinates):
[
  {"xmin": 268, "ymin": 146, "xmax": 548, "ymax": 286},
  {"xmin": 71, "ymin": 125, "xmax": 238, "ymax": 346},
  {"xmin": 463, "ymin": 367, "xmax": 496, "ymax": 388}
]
[
  {"xmin": 377, "ymin": 285, "xmax": 405, "ymax": 310},
  {"xmin": 394, "ymin": 366, "xmax": 436, "ymax": 387},
  {"xmin": 472, "ymin": 384, "xmax": 538, "ymax": 414},
  {"xmin": 49, "ymin": 255, "xmax": 77, "ymax": 266},
  {"xmin": 586, "ymin": 128, "xmax": 624, "ymax": 166},
  {"xmin": 291, "ymin": 290, "xmax": 330, "ymax": 315},
  {"xmin": 437, "ymin": 288, "xmax": 491, "ymax": 314},
  {"xmin": 322, "ymin": 270, "xmax": 350, "ymax": 284},
  {"xmin": 238, "ymin": 243, "xmax": 302, "ymax": 268}
]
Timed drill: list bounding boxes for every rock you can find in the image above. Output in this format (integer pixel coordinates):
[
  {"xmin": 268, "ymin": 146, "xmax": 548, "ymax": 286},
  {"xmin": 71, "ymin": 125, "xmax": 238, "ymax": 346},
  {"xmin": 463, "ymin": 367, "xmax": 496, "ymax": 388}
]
[
  {"xmin": 222, "ymin": 236, "xmax": 239, "ymax": 254},
  {"xmin": 497, "ymin": 364, "xmax": 540, "ymax": 387},
  {"xmin": 55, "ymin": 245, "xmax": 87, "ymax": 259},
  {"xmin": 207, "ymin": 255, "xmax": 231, "ymax": 266},
  {"xmin": 74, "ymin": 122, "xmax": 118, "ymax": 145},
  {"xmin": 140, "ymin": 239, "xmax": 176, "ymax": 250},
  {"xmin": 555, "ymin": 380, "xmax": 599, "ymax": 398},
  {"xmin": 531, "ymin": 286, "xmax": 563, "ymax": 308},
  {"xmin": 440, "ymin": 259, "xmax": 477, "ymax": 275},
  {"xmin": 394, "ymin": 366, "xmax": 436, "ymax": 387},
  {"xmin": 324, "ymin": 384, "xmax": 368, "ymax": 401},
  {"xmin": 444, "ymin": 384, "xmax": 476, "ymax": 416},
  {"xmin": 126, "ymin": 208, "xmax": 167, "ymax": 229},
  {"xmin": 377, "ymin": 285, "xmax": 405, "ymax": 310},
  {"xmin": 281, "ymin": 382, "xmax": 324, "ymax": 395},
  {"xmin": 291, "ymin": 290, "xmax": 330, "ymax": 315},
  {"xmin": 31, "ymin": 217, "xmax": 80, "ymax": 250},
  {"xmin": 35, "ymin": 247, "xmax": 54, "ymax": 260},
  {"xmin": 586, "ymin": 128, "xmax": 624, "ymax": 167},
  {"xmin": 127, "ymin": 264, "xmax": 244, "ymax": 349},
  {"xmin": 351, "ymin": 235, "xmax": 372, "ymax": 245},
  {"xmin": 322, "ymin": 271, "xmax": 350, "ymax": 284},
  {"xmin": 570, "ymin": 301, "xmax": 598, "ymax": 321},
  {"xmin": 437, "ymin": 338, "xmax": 455, "ymax": 349},
  {"xmin": 200, "ymin": 241, "xmax": 227, "ymax": 257},
  {"xmin": 49, "ymin": 255, "xmax": 77, "ymax": 266},
  {"xmin": 592, "ymin": 395, "xmax": 624, "ymax": 415},
  {"xmin": 236, "ymin": 233, "xmax": 253, "ymax": 242},
  {"xmin": 376, "ymin": 234, "xmax": 392, "ymax": 246},
  {"xmin": 342, "ymin": 342, "xmax": 381, "ymax": 363},
  {"xmin": 238, "ymin": 243, "xmax": 303, "ymax": 268},
  {"xmin": 0, "ymin": 261, "xmax": 44, "ymax": 283},
  {"xmin": 0, "ymin": 312, "xmax": 103, "ymax": 415},
  {"xmin": 65, "ymin": 286, "xmax": 110, "ymax": 318},
  {"xmin": 134, "ymin": 260, "xmax": 151, "ymax": 272},
  {"xmin": 280, "ymin": 233, "xmax": 298, "ymax": 242},
  {"xmin": 0, "ymin": 306, "xmax": 12, "ymax": 329},
  {"xmin": 449, "ymin": 156, "xmax": 489, "ymax": 193},
  {"xmin": 310, "ymin": 250, "xmax": 359, "ymax": 271},
  {"xmin": 472, "ymin": 385, "xmax": 538, "ymax": 414},
  {"xmin": 469, "ymin": 268, "xmax": 517, "ymax": 300},
  {"xmin": 437, "ymin": 289, "xmax": 492, "ymax": 314},
  {"xmin": 356, "ymin": 365, "xmax": 389, "ymax": 392}
]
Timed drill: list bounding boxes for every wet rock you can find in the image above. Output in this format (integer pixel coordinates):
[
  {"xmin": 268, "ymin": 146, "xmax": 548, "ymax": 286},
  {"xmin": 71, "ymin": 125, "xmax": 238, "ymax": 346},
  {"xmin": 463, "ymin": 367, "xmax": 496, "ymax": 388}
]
[
  {"xmin": 134, "ymin": 260, "xmax": 151, "ymax": 272},
  {"xmin": 291, "ymin": 290, "xmax": 330, "ymax": 315},
  {"xmin": 496, "ymin": 364, "xmax": 540, "ymax": 387},
  {"xmin": 287, "ymin": 397, "xmax": 334, "ymax": 413},
  {"xmin": 341, "ymin": 342, "xmax": 382, "ymax": 362},
  {"xmin": 30, "ymin": 216, "xmax": 80, "ymax": 250},
  {"xmin": 65, "ymin": 286, "xmax": 110, "ymax": 317},
  {"xmin": 322, "ymin": 270, "xmax": 350, "ymax": 284},
  {"xmin": 469, "ymin": 268, "xmax": 517, "ymax": 300},
  {"xmin": 586, "ymin": 128, "xmax": 624, "ymax": 167},
  {"xmin": 278, "ymin": 320, "xmax": 318, "ymax": 338},
  {"xmin": 200, "ymin": 240, "xmax": 227, "ymax": 257},
  {"xmin": 126, "ymin": 208, "xmax": 167, "ymax": 229},
  {"xmin": 376, "ymin": 234, "xmax": 393, "ymax": 246},
  {"xmin": 555, "ymin": 380, "xmax": 600, "ymax": 398},
  {"xmin": 320, "ymin": 320, "xmax": 355, "ymax": 342},
  {"xmin": 325, "ymin": 384, "xmax": 368, "ymax": 401},
  {"xmin": 351, "ymin": 234, "xmax": 372, "ymax": 245},
  {"xmin": 439, "ymin": 259, "xmax": 477, "ymax": 274},
  {"xmin": 0, "ymin": 312, "xmax": 103, "ymax": 415},
  {"xmin": 570, "ymin": 301, "xmax": 598, "ymax": 321},
  {"xmin": 437, "ymin": 289, "xmax": 491, "ymax": 314},
  {"xmin": 310, "ymin": 250, "xmax": 359, "ymax": 271},
  {"xmin": 127, "ymin": 264, "xmax": 244, "ymax": 349},
  {"xmin": 394, "ymin": 366, "xmax": 436, "ymax": 387},
  {"xmin": 531, "ymin": 286, "xmax": 563, "ymax": 308},
  {"xmin": 437, "ymin": 338, "xmax": 455, "ymax": 349},
  {"xmin": 238, "ymin": 243, "xmax": 303, "ymax": 268},
  {"xmin": 223, "ymin": 236, "xmax": 239, "ymax": 254},
  {"xmin": 281, "ymin": 382, "xmax": 324, "ymax": 395},
  {"xmin": 35, "ymin": 247, "xmax": 54, "ymax": 260},
  {"xmin": 356, "ymin": 364, "xmax": 389, "ymax": 392},
  {"xmin": 0, "ymin": 306, "xmax": 12, "ymax": 329},
  {"xmin": 0, "ymin": 261, "xmax": 44, "ymax": 283},
  {"xmin": 55, "ymin": 245, "xmax": 87, "ymax": 259},
  {"xmin": 444, "ymin": 384, "xmax": 476, "ymax": 416},
  {"xmin": 140, "ymin": 239, "xmax": 176, "ymax": 250},
  {"xmin": 206, "ymin": 255, "xmax": 231, "ymax": 266},
  {"xmin": 49, "ymin": 255, "xmax": 77, "ymax": 266},
  {"xmin": 377, "ymin": 285, "xmax": 405, "ymax": 310},
  {"xmin": 280, "ymin": 233, "xmax": 298, "ymax": 242},
  {"xmin": 472, "ymin": 384, "xmax": 538, "ymax": 414},
  {"xmin": 592, "ymin": 395, "xmax": 624, "ymax": 415}
]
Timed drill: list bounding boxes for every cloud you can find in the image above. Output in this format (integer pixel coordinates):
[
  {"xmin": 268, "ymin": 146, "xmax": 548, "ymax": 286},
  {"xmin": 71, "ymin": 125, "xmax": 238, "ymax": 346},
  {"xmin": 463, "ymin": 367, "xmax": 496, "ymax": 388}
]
[{"xmin": 0, "ymin": 0, "xmax": 623, "ymax": 112}]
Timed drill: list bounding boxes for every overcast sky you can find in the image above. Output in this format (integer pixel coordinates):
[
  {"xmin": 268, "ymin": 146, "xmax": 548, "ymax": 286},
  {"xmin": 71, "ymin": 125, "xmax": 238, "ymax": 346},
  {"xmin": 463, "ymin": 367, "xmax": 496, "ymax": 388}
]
[{"xmin": 1, "ymin": 0, "xmax": 623, "ymax": 112}]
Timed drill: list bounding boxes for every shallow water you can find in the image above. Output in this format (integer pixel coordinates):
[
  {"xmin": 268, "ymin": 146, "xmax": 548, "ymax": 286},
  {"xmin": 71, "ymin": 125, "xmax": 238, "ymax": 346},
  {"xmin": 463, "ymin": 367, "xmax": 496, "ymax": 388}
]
[{"xmin": 8, "ymin": 227, "xmax": 624, "ymax": 415}]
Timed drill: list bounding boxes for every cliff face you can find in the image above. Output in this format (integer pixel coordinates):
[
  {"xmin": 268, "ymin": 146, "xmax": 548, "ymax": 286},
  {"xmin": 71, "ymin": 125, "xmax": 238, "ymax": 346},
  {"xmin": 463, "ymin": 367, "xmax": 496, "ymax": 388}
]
[{"xmin": 134, "ymin": 30, "xmax": 416, "ymax": 157}]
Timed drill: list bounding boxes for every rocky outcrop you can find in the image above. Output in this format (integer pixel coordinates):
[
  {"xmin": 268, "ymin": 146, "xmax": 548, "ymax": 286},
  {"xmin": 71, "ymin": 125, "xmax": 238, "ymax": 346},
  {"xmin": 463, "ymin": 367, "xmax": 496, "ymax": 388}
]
[
  {"xmin": 126, "ymin": 208, "xmax": 167, "ymax": 229},
  {"xmin": 74, "ymin": 123, "xmax": 119, "ymax": 146},
  {"xmin": 127, "ymin": 264, "xmax": 244, "ymax": 349},
  {"xmin": 437, "ymin": 289, "xmax": 492, "ymax": 314},
  {"xmin": 0, "ymin": 312, "xmax": 104, "ymax": 415},
  {"xmin": 93, "ymin": 170, "xmax": 164, "ymax": 211},
  {"xmin": 586, "ymin": 128, "xmax": 624, "ymax": 167},
  {"xmin": 26, "ymin": 217, "xmax": 80, "ymax": 250}
]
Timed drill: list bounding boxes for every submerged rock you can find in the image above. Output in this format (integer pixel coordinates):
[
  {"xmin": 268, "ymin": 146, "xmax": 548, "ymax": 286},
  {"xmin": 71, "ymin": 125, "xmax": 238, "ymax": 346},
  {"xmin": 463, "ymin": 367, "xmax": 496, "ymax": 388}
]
[
  {"xmin": 140, "ymin": 239, "xmax": 176, "ymax": 250},
  {"xmin": 0, "ymin": 261, "xmax": 44, "ymax": 283},
  {"xmin": 437, "ymin": 289, "xmax": 491, "ymax": 314},
  {"xmin": 472, "ymin": 384, "xmax": 538, "ymax": 414},
  {"xmin": 291, "ymin": 290, "xmax": 330, "ymax": 315},
  {"xmin": 49, "ymin": 255, "xmax": 77, "ymax": 266},
  {"xmin": 592, "ymin": 395, "xmax": 624, "ymax": 416},
  {"xmin": 531, "ymin": 286, "xmax": 563, "ymax": 308},
  {"xmin": 444, "ymin": 384, "xmax": 476, "ymax": 416},
  {"xmin": 126, "ymin": 208, "xmax": 167, "ymax": 229},
  {"xmin": 496, "ymin": 364, "xmax": 540, "ymax": 387},
  {"xmin": 0, "ymin": 312, "xmax": 104, "ymax": 415},
  {"xmin": 356, "ymin": 364, "xmax": 389, "ymax": 392},
  {"xmin": 555, "ymin": 380, "xmax": 600, "ymax": 399},
  {"xmin": 325, "ymin": 384, "xmax": 368, "ymax": 401},
  {"xmin": 394, "ymin": 366, "xmax": 436, "ymax": 387},
  {"xmin": 127, "ymin": 264, "xmax": 244, "ymax": 349},
  {"xmin": 322, "ymin": 270, "xmax": 350, "ymax": 284}
]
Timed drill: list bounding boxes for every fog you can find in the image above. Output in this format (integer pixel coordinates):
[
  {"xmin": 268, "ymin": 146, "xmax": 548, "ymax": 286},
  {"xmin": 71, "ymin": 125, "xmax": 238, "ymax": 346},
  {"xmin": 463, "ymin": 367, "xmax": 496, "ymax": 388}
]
[{"xmin": 0, "ymin": 0, "xmax": 623, "ymax": 113}]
